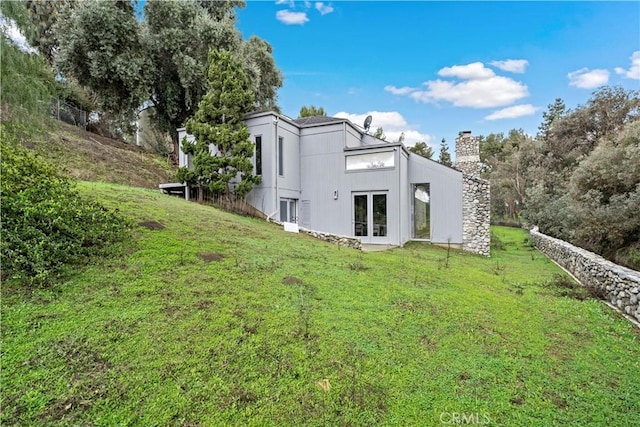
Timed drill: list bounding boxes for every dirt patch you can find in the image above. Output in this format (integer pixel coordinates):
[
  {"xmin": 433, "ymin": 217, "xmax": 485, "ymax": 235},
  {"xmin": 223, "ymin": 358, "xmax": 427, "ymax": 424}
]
[
  {"xmin": 39, "ymin": 337, "xmax": 111, "ymax": 422},
  {"xmin": 282, "ymin": 276, "xmax": 303, "ymax": 285},
  {"xmin": 195, "ymin": 299, "xmax": 215, "ymax": 310},
  {"xmin": 138, "ymin": 220, "xmax": 165, "ymax": 230},
  {"xmin": 199, "ymin": 252, "xmax": 224, "ymax": 263},
  {"xmin": 510, "ymin": 396, "xmax": 525, "ymax": 406}
]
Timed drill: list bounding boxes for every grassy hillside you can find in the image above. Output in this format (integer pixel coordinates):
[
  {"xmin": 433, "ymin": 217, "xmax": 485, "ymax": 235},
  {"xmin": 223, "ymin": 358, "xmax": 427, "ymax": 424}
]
[
  {"xmin": 7, "ymin": 119, "xmax": 175, "ymax": 189},
  {"xmin": 2, "ymin": 182, "xmax": 639, "ymax": 426}
]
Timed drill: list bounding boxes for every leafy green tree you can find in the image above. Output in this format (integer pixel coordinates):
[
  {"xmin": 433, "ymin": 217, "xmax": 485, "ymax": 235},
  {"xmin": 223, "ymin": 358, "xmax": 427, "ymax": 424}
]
[
  {"xmin": 1, "ymin": 27, "xmax": 56, "ymax": 118},
  {"xmin": 25, "ymin": 0, "xmax": 77, "ymax": 65},
  {"xmin": 176, "ymin": 50, "xmax": 260, "ymax": 201},
  {"xmin": 240, "ymin": 35, "xmax": 282, "ymax": 112},
  {"xmin": 438, "ymin": 138, "xmax": 452, "ymax": 166},
  {"xmin": 482, "ymin": 130, "xmax": 536, "ymax": 219},
  {"xmin": 298, "ymin": 105, "xmax": 326, "ymax": 118},
  {"xmin": 143, "ymin": 0, "xmax": 241, "ymax": 138},
  {"xmin": 373, "ymin": 127, "xmax": 386, "ymax": 140},
  {"xmin": 408, "ymin": 141, "xmax": 434, "ymax": 159},
  {"xmin": 49, "ymin": 0, "xmax": 281, "ymax": 145},
  {"xmin": 144, "ymin": 0, "xmax": 281, "ymax": 138},
  {"xmin": 56, "ymin": 0, "xmax": 151, "ymax": 123},
  {"xmin": 565, "ymin": 120, "xmax": 640, "ymax": 265}
]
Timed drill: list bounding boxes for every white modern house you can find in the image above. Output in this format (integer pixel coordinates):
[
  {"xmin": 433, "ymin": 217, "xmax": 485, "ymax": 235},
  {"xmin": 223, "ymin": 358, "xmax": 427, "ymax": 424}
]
[{"xmin": 164, "ymin": 111, "xmax": 490, "ymax": 255}]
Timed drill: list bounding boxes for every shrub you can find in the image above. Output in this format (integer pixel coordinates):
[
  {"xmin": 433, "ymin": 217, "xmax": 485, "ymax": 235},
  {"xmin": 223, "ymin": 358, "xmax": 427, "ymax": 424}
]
[{"xmin": 1, "ymin": 127, "xmax": 131, "ymax": 285}]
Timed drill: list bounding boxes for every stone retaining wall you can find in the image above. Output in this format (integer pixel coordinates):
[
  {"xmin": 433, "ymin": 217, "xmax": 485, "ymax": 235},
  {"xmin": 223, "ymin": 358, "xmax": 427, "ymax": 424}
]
[
  {"xmin": 299, "ymin": 227, "xmax": 362, "ymax": 250},
  {"xmin": 462, "ymin": 174, "xmax": 491, "ymax": 257},
  {"xmin": 530, "ymin": 227, "xmax": 640, "ymax": 323}
]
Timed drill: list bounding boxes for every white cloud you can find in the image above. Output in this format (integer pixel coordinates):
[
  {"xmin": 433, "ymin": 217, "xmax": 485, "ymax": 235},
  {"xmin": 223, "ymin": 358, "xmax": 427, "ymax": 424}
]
[
  {"xmin": 276, "ymin": 10, "xmax": 309, "ymax": 25},
  {"xmin": 0, "ymin": 16, "xmax": 37, "ymax": 54},
  {"xmin": 384, "ymin": 85, "xmax": 417, "ymax": 95},
  {"xmin": 568, "ymin": 68, "xmax": 610, "ymax": 89},
  {"xmin": 484, "ymin": 104, "xmax": 538, "ymax": 121},
  {"xmin": 275, "ymin": 0, "xmax": 295, "ymax": 6},
  {"xmin": 315, "ymin": 2, "xmax": 334, "ymax": 15},
  {"xmin": 438, "ymin": 62, "xmax": 495, "ymax": 80},
  {"xmin": 489, "ymin": 59, "xmax": 529, "ymax": 73},
  {"xmin": 385, "ymin": 61, "xmax": 529, "ymax": 109},
  {"xmin": 614, "ymin": 51, "xmax": 640, "ymax": 80},
  {"xmin": 333, "ymin": 111, "xmax": 432, "ymax": 146},
  {"xmin": 410, "ymin": 76, "xmax": 529, "ymax": 108}
]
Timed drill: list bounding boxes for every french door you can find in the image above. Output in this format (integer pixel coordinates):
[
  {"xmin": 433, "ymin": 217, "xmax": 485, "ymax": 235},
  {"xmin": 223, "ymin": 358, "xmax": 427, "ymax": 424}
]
[{"xmin": 353, "ymin": 192, "xmax": 388, "ymax": 243}]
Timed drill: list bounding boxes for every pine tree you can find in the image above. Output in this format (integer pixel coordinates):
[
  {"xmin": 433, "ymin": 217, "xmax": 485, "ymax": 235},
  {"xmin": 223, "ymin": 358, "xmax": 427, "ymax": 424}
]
[
  {"xmin": 438, "ymin": 138, "xmax": 452, "ymax": 166},
  {"xmin": 177, "ymin": 50, "xmax": 260, "ymax": 201},
  {"xmin": 298, "ymin": 105, "xmax": 326, "ymax": 117}
]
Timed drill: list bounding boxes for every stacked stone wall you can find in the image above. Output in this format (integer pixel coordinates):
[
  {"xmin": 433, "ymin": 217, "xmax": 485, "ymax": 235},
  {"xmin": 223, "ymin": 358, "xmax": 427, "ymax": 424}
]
[
  {"xmin": 530, "ymin": 227, "xmax": 640, "ymax": 323},
  {"xmin": 462, "ymin": 174, "xmax": 490, "ymax": 256},
  {"xmin": 299, "ymin": 227, "xmax": 362, "ymax": 250}
]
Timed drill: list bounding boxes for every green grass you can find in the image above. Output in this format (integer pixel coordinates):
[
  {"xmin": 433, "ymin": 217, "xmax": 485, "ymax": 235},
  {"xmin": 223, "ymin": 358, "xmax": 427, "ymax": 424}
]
[{"xmin": 3, "ymin": 182, "xmax": 639, "ymax": 426}]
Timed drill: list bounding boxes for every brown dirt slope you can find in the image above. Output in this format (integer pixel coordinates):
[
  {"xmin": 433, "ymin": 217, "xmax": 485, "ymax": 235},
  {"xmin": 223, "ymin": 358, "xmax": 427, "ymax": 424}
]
[{"xmin": 24, "ymin": 120, "xmax": 176, "ymax": 189}]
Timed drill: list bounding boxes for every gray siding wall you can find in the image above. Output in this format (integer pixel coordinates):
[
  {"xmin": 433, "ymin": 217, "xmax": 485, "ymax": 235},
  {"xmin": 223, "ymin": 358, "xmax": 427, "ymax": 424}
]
[
  {"xmin": 177, "ymin": 128, "xmax": 192, "ymax": 169},
  {"xmin": 300, "ymin": 123, "xmax": 401, "ymax": 244},
  {"xmin": 244, "ymin": 115, "xmax": 300, "ymax": 218},
  {"xmin": 408, "ymin": 154, "xmax": 464, "ymax": 244},
  {"xmin": 244, "ymin": 116, "xmax": 275, "ymax": 215}
]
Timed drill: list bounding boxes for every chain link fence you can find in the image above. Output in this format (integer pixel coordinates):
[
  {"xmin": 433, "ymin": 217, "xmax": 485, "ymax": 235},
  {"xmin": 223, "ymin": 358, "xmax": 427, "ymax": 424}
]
[{"xmin": 50, "ymin": 99, "xmax": 87, "ymax": 129}]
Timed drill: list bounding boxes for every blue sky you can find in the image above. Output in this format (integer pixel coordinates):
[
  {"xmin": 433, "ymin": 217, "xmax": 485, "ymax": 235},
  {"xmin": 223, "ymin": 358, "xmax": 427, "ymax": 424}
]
[{"xmin": 236, "ymin": 1, "xmax": 640, "ymax": 149}]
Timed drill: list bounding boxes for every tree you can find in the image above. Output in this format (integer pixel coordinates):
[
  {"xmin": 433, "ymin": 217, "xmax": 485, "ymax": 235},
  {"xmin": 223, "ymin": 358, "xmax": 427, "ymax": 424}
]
[
  {"xmin": 51, "ymin": 0, "xmax": 282, "ymax": 145},
  {"xmin": 176, "ymin": 50, "xmax": 260, "ymax": 201},
  {"xmin": 566, "ymin": 120, "xmax": 640, "ymax": 262},
  {"xmin": 240, "ymin": 35, "xmax": 283, "ymax": 112},
  {"xmin": 144, "ymin": 0, "xmax": 281, "ymax": 137},
  {"xmin": 143, "ymin": 0, "xmax": 242, "ymax": 138},
  {"xmin": 482, "ymin": 129, "xmax": 536, "ymax": 219},
  {"xmin": 537, "ymin": 97, "xmax": 566, "ymax": 141},
  {"xmin": 373, "ymin": 127, "xmax": 386, "ymax": 141},
  {"xmin": 25, "ymin": 0, "xmax": 76, "ymax": 65},
  {"xmin": 56, "ymin": 0, "xmax": 151, "ymax": 123},
  {"xmin": 408, "ymin": 142, "xmax": 434, "ymax": 159},
  {"xmin": 298, "ymin": 105, "xmax": 326, "ymax": 118},
  {"xmin": 438, "ymin": 138, "xmax": 452, "ymax": 166}
]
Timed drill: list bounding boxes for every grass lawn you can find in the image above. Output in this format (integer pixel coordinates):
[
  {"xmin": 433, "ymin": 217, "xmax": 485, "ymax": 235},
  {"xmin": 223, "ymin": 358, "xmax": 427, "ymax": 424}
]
[{"xmin": 2, "ymin": 182, "xmax": 639, "ymax": 426}]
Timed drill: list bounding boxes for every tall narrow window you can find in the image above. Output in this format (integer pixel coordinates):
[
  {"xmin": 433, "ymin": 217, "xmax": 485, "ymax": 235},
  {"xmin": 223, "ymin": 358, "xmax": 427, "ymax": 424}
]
[
  {"xmin": 255, "ymin": 136, "xmax": 262, "ymax": 175},
  {"xmin": 278, "ymin": 136, "xmax": 284, "ymax": 176},
  {"xmin": 413, "ymin": 184, "xmax": 430, "ymax": 239}
]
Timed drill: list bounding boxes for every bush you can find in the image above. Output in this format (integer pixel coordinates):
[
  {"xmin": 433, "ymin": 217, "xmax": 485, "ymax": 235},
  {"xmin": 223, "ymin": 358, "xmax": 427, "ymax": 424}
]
[{"xmin": 1, "ymin": 127, "xmax": 131, "ymax": 285}]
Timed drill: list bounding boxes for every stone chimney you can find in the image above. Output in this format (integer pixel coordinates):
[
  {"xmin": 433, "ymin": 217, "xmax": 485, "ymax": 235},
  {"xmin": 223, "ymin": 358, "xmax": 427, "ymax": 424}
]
[
  {"xmin": 455, "ymin": 130, "xmax": 481, "ymax": 177},
  {"xmin": 456, "ymin": 130, "xmax": 490, "ymax": 257}
]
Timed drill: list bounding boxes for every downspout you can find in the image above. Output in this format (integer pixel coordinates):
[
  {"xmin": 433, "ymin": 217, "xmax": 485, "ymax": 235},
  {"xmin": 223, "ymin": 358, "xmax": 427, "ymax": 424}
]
[
  {"xmin": 273, "ymin": 115, "xmax": 279, "ymax": 221},
  {"xmin": 397, "ymin": 147, "xmax": 402, "ymax": 246},
  {"xmin": 343, "ymin": 121, "xmax": 346, "ymax": 148}
]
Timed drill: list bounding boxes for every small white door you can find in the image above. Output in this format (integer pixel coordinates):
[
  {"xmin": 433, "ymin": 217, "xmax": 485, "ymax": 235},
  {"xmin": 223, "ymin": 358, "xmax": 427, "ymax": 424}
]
[{"xmin": 280, "ymin": 198, "xmax": 298, "ymax": 223}]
